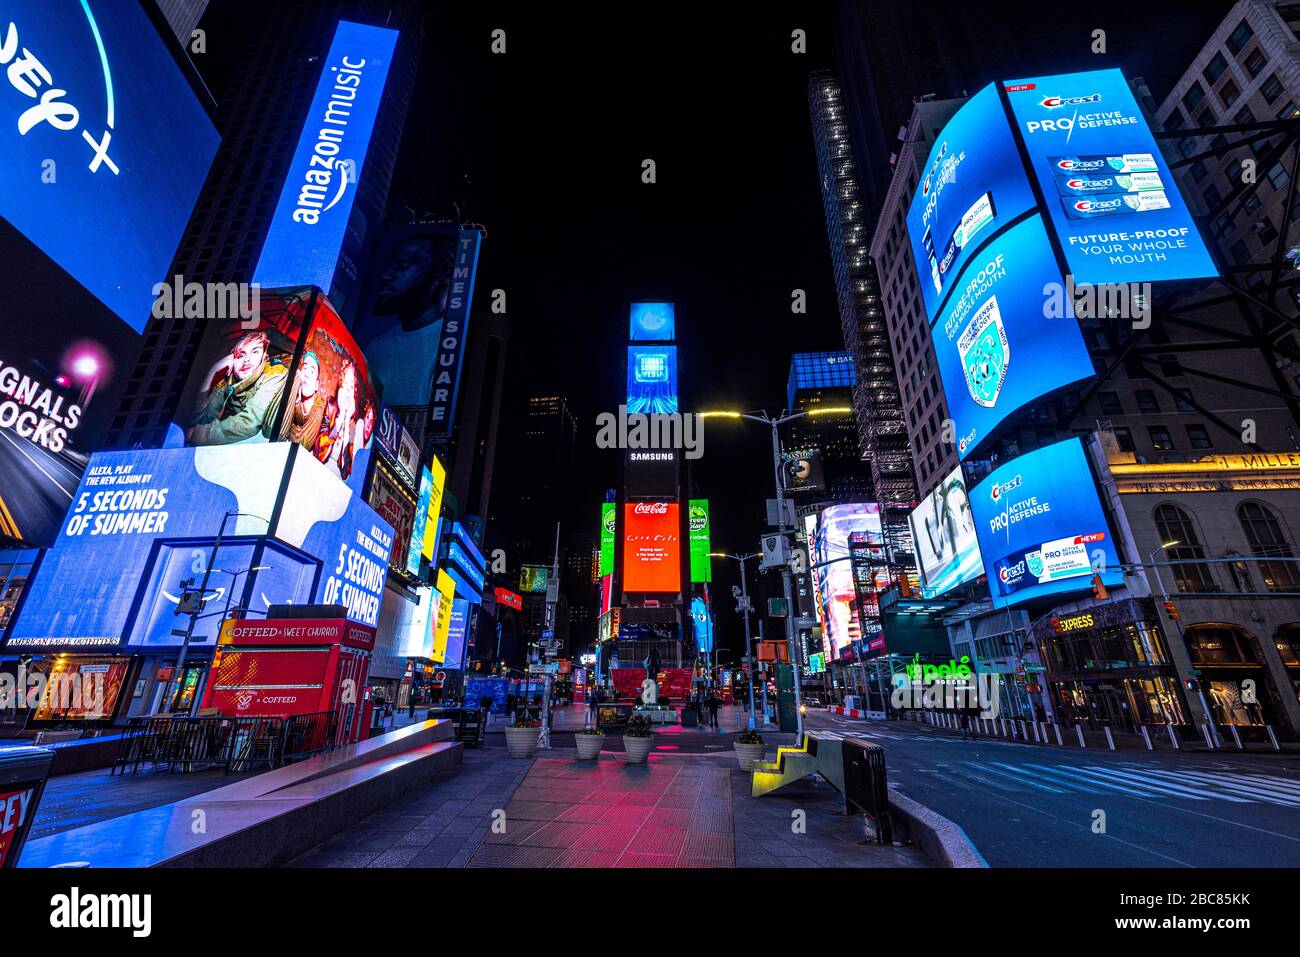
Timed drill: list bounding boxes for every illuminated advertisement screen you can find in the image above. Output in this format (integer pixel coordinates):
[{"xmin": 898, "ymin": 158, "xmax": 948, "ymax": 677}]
[
  {"xmin": 355, "ymin": 224, "xmax": 482, "ymax": 434},
  {"xmin": 905, "ymin": 83, "xmax": 1038, "ymax": 323},
  {"xmin": 626, "ymin": 345, "xmax": 678, "ymax": 415},
  {"xmin": 8, "ymin": 444, "xmax": 290, "ymax": 648},
  {"xmin": 622, "ymin": 502, "xmax": 680, "ymax": 593},
  {"xmin": 277, "ymin": 445, "xmax": 393, "ymax": 628},
  {"xmin": 690, "ymin": 595, "xmax": 714, "ymax": 653},
  {"xmin": 172, "ymin": 287, "xmax": 378, "ymax": 495},
  {"xmin": 0, "ymin": 0, "xmax": 218, "ymax": 328},
  {"xmin": 908, "ymin": 465, "xmax": 983, "ymax": 598},
  {"xmin": 494, "ymin": 587, "xmax": 522, "ymax": 611},
  {"xmin": 251, "ymin": 20, "xmax": 399, "ymax": 295},
  {"xmin": 519, "ymin": 565, "xmax": 549, "ymax": 594},
  {"xmin": 421, "ymin": 455, "xmax": 446, "ymax": 561},
  {"xmin": 0, "ymin": 1, "xmax": 218, "ymax": 548},
  {"xmin": 430, "ymin": 569, "xmax": 455, "ymax": 663},
  {"xmin": 967, "ymin": 438, "xmax": 1123, "ymax": 608},
  {"xmin": 368, "ymin": 462, "xmax": 417, "ymax": 571},
  {"xmin": 933, "ymin": 215, "xmax": 1093, "ymax": 460},
  {"xmin": 443, "ymin": 598, "xmax": 469, "ymax": 669},
  {"xmin": 810, "ymin": 503, "xmax": 882, "ymax": 659},
  {"xmin": 629, "ymin": 302, "xmax": 676, "ymax": 341},
  {"xmin": 407, "ymin": 465, "xmax": 432, "ymax": 575},
  {"xmin": 600, "ymin": 502, "xmax": 616, "ymax": 577},
  {"xmin": 688, "ymin": 499, "xmax": 711, "ymax": 583},
  {"xmin": 782, "ymin": 448, "xmax": 825, "ymax": 493},
  {"xmin": 1004, "ymin": 69, "xmax": 1218, "ymax": 285}
]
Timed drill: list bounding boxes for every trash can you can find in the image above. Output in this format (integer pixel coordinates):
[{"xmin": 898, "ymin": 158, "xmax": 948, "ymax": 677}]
[{"xmin": 0, "ymin": 746, "xmax": 54, "ymax": 868}]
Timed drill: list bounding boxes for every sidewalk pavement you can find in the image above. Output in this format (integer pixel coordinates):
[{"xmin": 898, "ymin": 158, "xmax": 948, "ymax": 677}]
[{"xmin": 289, "ymin": 742, "xmax": 928, "ymax": 868}]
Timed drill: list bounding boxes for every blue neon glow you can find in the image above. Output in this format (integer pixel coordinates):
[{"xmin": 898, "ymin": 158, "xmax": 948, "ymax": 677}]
[
  {"xmin": 629, "ymin": 302, "xmax": 676, "ymax": 341},
  {"xmin": 1004, "ymin": 69, "xmax": 1218, "ymax": 285},
  {"xmin": 932, "ymin": 215, "xmax": 1093, "ymax": 461},
  {"xmin": 0, "ymin": 0, "xmax": 218, "ymax": 330},
  {"xmin": 252, "ymin": 21, "xmax": 398, "ymax": 292},
  {"xmin": 905, "ymin": 83, "xmax": 1039, "ymax": 324},
  {"xmin": 626, "ymin": 345, "xmax": 678, "ymax": 415},
  {"xmin": 967, "ymin": 438, "xmax": 1123, "ymax": 609}
]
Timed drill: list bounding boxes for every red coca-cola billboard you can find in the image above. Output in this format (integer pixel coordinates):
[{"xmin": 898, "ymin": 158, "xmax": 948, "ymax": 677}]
[{"xmin": 622, "ymin": 501, "xmax": 680, "ymax": 592}]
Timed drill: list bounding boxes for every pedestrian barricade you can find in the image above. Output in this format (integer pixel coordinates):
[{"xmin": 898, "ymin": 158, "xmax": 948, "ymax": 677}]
[
  {"xmin": 112, "ymin": 711, "xmax": 340, "ymax": 775},
  {"xmin": 842, "ymin": 738, "xmax": 893, "ymax": 845}
]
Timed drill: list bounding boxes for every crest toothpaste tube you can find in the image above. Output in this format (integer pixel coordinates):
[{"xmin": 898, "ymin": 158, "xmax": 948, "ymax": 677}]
[
  {"xmin": 1053, "ymin": 171, "xmax": 1164, "ymax": 196},
  {"xmin": 1063, "ymin": 190, "xmax": 1172, "ymax": 219},
  {"xmin": 1050, "ymin": 153, "xmax": 1159, "ymax": 176}
]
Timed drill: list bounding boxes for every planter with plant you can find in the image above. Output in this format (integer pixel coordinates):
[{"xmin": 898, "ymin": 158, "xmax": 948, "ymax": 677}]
[
  {"xmin": 504, "ymin": 717, "xmax": 541, "ymax": 758},
  {"xmin": 621, "ymin": 714, "xmax": 654, "ymax": 763},
  {"xmin": 734, "ymin": 729, "xmax": 765, "ymax": 769},
  {"xmin": 575, "ymin": 726, "xmax": 606, "ymax": 760}
]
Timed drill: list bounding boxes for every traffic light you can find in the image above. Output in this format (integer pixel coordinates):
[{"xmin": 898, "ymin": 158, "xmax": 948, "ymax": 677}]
[
  {"xmin": 1163, "ymin": 600, "xmax": 1180, "ymax": 621},
  {"xmin": 1091, "ymin": 574, "xmax": 1110, "ymax": 601}
]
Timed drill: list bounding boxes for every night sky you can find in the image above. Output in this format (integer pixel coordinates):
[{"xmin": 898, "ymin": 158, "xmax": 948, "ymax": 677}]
[{"xmin": 390, "ymin": 1, "xmax": 1231, "ymax": 648}]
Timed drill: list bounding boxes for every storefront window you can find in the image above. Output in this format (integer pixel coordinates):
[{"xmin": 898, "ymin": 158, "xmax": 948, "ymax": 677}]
[
  {"xmin": 1277, "ymin": 627, "xmax": 1300, "ymax": 666},
  {"xmin": 1186, "ymin": 624, "xmax": 1259, "ymax": 665}
]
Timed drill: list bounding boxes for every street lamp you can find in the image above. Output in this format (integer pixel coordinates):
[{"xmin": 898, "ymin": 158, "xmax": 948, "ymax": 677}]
[
  {"xmin": 709, "ymin": 550, "xmax": 765, "ymax": 730},
  {"xmin": 213, "ymin": 565, "xmax": 271, "ymax": 621},
  {"xmin": 700, "ymin": 406, "xmax": 851, "ymax": 735}
]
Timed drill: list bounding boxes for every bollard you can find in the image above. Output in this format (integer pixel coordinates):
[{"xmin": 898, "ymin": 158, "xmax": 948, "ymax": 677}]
[
  {"xmin": 1228, "ymin": 724, "xmax": 1243, "ymax": 751},
  {"xmin": 998, "ymin": 718, "xmax": 1007, "ymax": 737},
  {"xmin": 1031, "ymin": 721, "xmax": 1041, "ymax": 743},
  {"xmin": 1039, "ymin": 721, "xmax": 1049, "ymax": 743},
  {"xmin": 1201, "ymin": 722, "xmax": 1217, "ymax": 750},
  {"xmin": 1103, "ymin": 725, "xmax": 1116, "ymax": 751},
  {"xmin": 1140, "ymin": 725, "xmax": 1153, "ymax": 751},
  {"xmin": 1266, "ymin": 725, "xmax": 1280, "ymax": 751},
  {"xmin": 1075, "ymin": 723, "xmax": 1086, "ymax": 747},
  {"xmin": 1053, "ymin": 723, "xmax": 1063, "ymax": 746},
  {"xmin": 1166, "ymin": 723, "xmax": 1180, "ymax": 750},
  {"xmin": 1019, "ymin": 719, "xmax": 1028, "ymax": 740}
]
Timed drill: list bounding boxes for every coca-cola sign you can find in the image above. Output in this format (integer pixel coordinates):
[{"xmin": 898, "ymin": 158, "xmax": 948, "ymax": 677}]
[{"xmin": 623, "ymin": 502, "xmax": 680, "ymax": 592}]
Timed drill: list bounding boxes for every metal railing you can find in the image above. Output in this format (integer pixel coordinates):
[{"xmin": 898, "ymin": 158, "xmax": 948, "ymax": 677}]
[{"xmin": 112, "ymin": 711, "xmax": 340, "ymax": 775}]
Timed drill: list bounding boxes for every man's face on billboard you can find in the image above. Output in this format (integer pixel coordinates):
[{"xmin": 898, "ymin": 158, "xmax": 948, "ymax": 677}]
[
  {"xmin": 231, "ymin": 338, "xmax": 266, "ymax": 382},
  {"xmin": 299, "ymin": 356, "xmax": 319, "ymax": 398},
  {"xmin": 377, "ymin": 239, "xmax": 437, "ymax": 308}
]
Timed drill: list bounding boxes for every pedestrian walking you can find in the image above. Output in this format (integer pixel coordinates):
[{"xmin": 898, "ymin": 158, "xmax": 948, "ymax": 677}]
[
  {"xmin": 959, "ymin": 710, "xmax": 974, "ymax": 741},
  {"xmin": 707, "ymin": 691, "xmax": 720, "ymax": 728},
  {"xmin": 407, "ymin": 696, "xmax": 416, "ymax": 720}
]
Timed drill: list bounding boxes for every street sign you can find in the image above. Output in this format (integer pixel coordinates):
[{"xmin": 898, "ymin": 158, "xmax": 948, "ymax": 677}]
[
  {"xmin": 170, "ymin": 629, "xmax": 188, "ymax": 638},
  {"xmin": 765, "ymin": 499, "xmax": 796, "ymax": 529},
  {"xmin": 759, "ymin": 533, "xmax": 790, "ymax": 570},
  {"xmin": 768, "ymin": 597, "xmax": 788, "ymax": 617},
  {"xmin": 736, "ymin": 597, "xmax": 753, "ymax": 612}
]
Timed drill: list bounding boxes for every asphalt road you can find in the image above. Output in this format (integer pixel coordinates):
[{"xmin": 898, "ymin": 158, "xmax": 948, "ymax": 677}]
[
  {"xmin": 0, "ymin": 428, "xmax": 80, "ymax": 542},
  {"xmin": 803, "ymin": 709, "xmax": 1300, "ymax": 867}
]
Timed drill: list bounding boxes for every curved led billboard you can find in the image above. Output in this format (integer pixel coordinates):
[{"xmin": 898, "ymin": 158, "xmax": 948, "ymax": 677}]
[
  {"xmin": 0, "ymin": 0, "xmax": 219, "ymax": 548},
  {"xmin": 967, "ymin": 438, "xmax": 1123, "ymax": 608},
  {"xmin": 1004, "ymin": 69, "xmax": 1217, "ymax": 286},
  {"xmin": 933, "ymin": 215, "xmax": 1093, "ymax": 460},
  {"xmin": 905, "ymin": 83, "xmax": 1039, "ymax": 323},
  {"xmin": 908, "ymin": 465, "xmax": 983, "ymax": 598}
]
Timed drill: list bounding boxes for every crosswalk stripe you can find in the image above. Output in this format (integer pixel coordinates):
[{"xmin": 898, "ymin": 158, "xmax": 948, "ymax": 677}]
[
  {"xmin": 1144, "ymin": 769, "xmax": 1300, "ymax": 806},
  {"xmin": 948, "ymin": 765, "xmax": 1024, "ymax": 795},
  {"xmin": 1069, "ymin": 765, "xmax": 1251, "ymax": 802},
  {"xmin": 1019, "ymin": 763, "xmax": 1194, "ymax": 798},
  {"xmin": 977, "ymin": 762, "xmax": 1070, "ymax": 794}
]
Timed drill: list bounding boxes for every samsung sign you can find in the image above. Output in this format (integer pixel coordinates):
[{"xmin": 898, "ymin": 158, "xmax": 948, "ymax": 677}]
[{"xmin": 252, "ymin": 20, "xmax": 398, "ymax": 292}]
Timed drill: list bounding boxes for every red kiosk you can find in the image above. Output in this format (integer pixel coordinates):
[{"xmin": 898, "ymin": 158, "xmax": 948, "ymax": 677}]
[{"xmin": 200, "ymin": 614, "xmax": 375, "ymax": 745}]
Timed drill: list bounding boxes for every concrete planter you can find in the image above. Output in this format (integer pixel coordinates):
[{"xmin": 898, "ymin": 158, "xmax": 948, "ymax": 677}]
[
  {"xmin": 504, "ymin": 725, "xmax": 539, "ymax": 758},
  {"xmin": 734, "ymin": 741, "xmax": 766, "ymax": 770},
  {"xmin": 574, "ymin": 734, "xmax": 606, "ymax": 760},
  {"xmin": 622, "ymin": 734, "xmax": 654, "ymax": 763}
]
